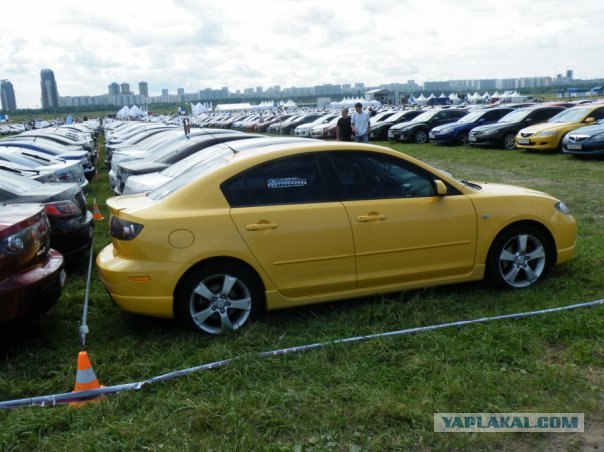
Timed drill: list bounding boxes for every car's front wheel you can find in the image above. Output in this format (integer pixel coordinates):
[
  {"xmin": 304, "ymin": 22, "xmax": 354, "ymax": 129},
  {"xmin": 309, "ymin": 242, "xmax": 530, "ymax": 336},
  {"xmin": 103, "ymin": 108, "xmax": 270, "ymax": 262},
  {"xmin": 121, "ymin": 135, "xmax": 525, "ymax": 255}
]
[
  {"xmin": 176, "ymin": 263, "xmax": 262, "ymax": 334},
  {"xmin": 485, "ymin": 225, "xmax": 552, "ymax": 289},
  {"xmin": 503, "ymin": 133, "xmax": 516, "ymax": 150},
  {"xmin": 414, "ymin": 129, "xmax": 428, "ymax": 144},
  {"xmin": 456, "ymin": 131, "xmax": 469, "ymax": 146}
]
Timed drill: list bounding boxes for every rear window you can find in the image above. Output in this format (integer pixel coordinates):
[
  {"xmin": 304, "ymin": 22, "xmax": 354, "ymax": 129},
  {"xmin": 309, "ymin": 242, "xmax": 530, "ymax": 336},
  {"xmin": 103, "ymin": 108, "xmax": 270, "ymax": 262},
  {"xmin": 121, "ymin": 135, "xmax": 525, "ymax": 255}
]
[{"xmin": 148, "ymin": 159, "xmax": 228, "ymax": 200}]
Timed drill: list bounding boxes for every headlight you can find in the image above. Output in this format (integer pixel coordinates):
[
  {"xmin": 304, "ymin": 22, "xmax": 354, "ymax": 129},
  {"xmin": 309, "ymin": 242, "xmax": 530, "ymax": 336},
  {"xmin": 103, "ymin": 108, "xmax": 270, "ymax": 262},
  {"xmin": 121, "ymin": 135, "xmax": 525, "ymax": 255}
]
[
  {"xmin": 110, "ymin": 217, "xmax": 144, "ymax": 241},
  {"xmin": 535, "ymin": 130, "xmax": 557, "ymax": 137},
  {"xmin": 439, "ymin": 128, "xmax": 454, "ymax": 134},
  {"xmin": 555, "ymin": 201, "xmax": 571, "ymax": 215},
  {"xmin": 590, "ymin": 133, "xmax": 604, "ymax": 140},
  {"xmin": 482, "ymin": 129, "xmax": 498, "ymax": 136}
]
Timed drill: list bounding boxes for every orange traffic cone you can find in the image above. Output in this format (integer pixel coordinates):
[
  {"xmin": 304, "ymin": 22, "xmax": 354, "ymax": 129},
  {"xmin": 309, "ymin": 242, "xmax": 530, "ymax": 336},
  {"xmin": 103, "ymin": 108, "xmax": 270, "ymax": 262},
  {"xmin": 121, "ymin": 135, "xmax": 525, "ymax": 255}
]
[
  {"xmin": 92, "ymin": 198, "xmax": 104, "ymax": 221},
  {"xmin": 70, "ymin": 351, "xmax": 104, "ymax": 407}
]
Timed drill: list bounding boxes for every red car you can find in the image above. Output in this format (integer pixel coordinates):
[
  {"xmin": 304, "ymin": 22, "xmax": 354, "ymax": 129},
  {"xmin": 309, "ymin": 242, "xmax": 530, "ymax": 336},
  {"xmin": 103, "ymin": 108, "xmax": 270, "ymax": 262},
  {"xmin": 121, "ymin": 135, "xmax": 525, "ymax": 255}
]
[{"xmin": 0, "ymin": 204, "xmax": 65, "ymax": 322}]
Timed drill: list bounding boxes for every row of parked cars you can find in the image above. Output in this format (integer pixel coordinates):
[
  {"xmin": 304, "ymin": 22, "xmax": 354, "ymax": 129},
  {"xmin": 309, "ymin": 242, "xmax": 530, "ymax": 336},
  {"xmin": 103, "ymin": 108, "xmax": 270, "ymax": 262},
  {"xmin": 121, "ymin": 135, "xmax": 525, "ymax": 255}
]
[
  {"xmin": 94, "ymin": 119, "xmax": 576, "ymax": 336},
  {"xmin": 192, "ymin": 100, "xmax": 604, "ymax": 155},
  {"xmin": 0, "ymin": 121, "xmax": 99, "ymax": 324}
]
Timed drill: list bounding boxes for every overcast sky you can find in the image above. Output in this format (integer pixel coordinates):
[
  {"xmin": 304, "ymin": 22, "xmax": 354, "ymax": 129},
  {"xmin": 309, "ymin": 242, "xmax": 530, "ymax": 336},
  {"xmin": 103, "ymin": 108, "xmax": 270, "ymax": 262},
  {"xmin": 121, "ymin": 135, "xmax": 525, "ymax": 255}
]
[{"xmin": 1, "ymin": 0, "xmax": 603, "ymax": 109}]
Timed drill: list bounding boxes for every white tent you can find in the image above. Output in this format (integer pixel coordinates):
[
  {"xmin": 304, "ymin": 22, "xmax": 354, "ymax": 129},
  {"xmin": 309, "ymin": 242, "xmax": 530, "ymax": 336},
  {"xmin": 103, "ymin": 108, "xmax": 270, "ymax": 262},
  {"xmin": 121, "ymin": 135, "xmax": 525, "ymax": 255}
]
[
  {"xmin": 448, "ymin": 93, "xmax": 462, "ymax": 105},
  {"xmin": 415, "ymin": 94, "xmax": 428, "ymax": 105},
  {"xmin": 129, "ymin": 105, "xmax": 146, "ymax": 118},
  {"xmin": 511, "ymin": 91, "xmax": 525, "ymax": 102},
  {"xmin": 215, "ymin": 103, "xmax": 253, "ymax": 112},
  {"xmin": 116, "ymin": 105, "xmax": 130, "ymax": 119},
  {"xmin": 191, "ymin": 102, "xmax": 209, "ymax": 115}
]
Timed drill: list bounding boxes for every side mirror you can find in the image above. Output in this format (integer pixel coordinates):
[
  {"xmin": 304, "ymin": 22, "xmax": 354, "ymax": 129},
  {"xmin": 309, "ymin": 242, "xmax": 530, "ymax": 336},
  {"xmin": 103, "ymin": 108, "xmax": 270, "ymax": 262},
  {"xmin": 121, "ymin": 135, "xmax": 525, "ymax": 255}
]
[
  {"xmin": 434, "ymin": 179, "xmax": 447, "ymax": 196},
  {"xmin": 584, "ymin": 117, "xmax": 596, "ymax": 124}
]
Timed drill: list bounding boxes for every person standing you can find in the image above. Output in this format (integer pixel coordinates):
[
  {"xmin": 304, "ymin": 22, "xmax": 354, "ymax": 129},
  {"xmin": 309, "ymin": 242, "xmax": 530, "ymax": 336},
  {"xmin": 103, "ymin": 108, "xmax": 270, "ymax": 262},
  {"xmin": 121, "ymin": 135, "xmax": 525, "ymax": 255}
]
[
  {"xmin": 351, "ymin": 102, "xmax": 370, "ymax": 143},
  {"xmin": 336, "ymin": 107, "xmax": 353, "ymax": 141}
]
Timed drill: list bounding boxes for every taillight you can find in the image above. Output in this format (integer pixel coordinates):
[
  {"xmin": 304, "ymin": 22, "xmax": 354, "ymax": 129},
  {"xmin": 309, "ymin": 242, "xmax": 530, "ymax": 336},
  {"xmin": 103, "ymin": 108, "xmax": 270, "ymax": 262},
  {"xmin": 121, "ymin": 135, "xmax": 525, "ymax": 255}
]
[
  {"xmin": 110, "ymin": 216, "xmax": 144, "ymax": 241},
  {"xmin": 44, "ymin": 201, "xmax": 81, "ymax": 217}
]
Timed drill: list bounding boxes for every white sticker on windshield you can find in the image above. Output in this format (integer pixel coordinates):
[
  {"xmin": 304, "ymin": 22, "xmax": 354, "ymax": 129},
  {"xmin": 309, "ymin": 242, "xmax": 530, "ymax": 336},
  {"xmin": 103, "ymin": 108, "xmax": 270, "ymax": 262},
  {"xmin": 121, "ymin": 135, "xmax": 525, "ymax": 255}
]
[{"xmin": 266, "ymin": 177, "xmax": 308, "ymax": 189}]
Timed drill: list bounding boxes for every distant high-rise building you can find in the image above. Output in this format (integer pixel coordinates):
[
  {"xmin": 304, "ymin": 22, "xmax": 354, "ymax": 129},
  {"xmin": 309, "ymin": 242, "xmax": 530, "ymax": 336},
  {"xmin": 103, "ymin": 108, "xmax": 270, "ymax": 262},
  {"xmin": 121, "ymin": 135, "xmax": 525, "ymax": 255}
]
[
  {"xmin": 177, "ymin": 88, "xmax": 185, "ymax": 96},
  {"xmin": 1, "ymin": 79, "xmax": 17, "ymax": 112},
  {"xmin": 139, "ymin": 81, "xmax": 149, "ymax": 97},
  {"xmin": 120, "ymin": 83, "xmax": 130, "ymax": 95},
  {"xmin": 162, "ymin": 89, "xmax": 169, "ymax": 96},
  {"xmin": 108, "ymin": 82, "xmax": 120, "ymax": 95},
  {"xmin": 566, "ymin": 69, "xmax": 574, "ymax": 81},
  {"xmin": 40, "ymin": 69, "xmax": 59, "ymax": 109}
]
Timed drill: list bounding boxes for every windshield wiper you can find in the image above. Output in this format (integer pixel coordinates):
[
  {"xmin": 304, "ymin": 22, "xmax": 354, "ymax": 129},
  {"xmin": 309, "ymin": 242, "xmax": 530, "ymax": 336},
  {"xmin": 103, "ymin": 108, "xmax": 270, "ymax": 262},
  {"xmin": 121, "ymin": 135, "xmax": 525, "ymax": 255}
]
[
  {"xmin": 461, "ymin": 180, "xmax": 482, "ymax": 190},
  {"xmin": 23, "ymin": 152, "xmax": 52, "ymax": 163}
]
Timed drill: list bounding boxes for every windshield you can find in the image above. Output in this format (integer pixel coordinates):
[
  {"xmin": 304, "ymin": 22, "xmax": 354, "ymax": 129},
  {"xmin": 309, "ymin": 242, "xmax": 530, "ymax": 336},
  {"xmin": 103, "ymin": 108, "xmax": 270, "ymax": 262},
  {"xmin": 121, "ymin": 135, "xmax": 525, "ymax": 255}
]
[
  {"xmin": 371, "ymin": 111, "xmax": 394, "ymax": 123},
  {"xmin": 410, "ymin": 110, "xmax": 440, "ymax": 122},
  {"xmin": 149, "ymin": 158, "xmax": 228, "ymax": 200},
  {"xmin": 548, "ymin": 108, "xmax": 590, "ymax": 123},
  {"xmin": 457, "ymin": 110, "xmax": 485, "ymax": 124},
  {"xmin": 498, "ymin": 109, "xmax": 532, "ymax": 123}
]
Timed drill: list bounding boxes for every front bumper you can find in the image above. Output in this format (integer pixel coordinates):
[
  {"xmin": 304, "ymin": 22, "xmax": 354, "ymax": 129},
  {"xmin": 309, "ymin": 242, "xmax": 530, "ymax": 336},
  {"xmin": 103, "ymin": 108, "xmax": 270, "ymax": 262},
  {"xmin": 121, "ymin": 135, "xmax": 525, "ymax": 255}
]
[
  {"xmin": 562, "ymin": 141, "xmax": 604, "ymax": 156},
  {"xmin": 515, "ymin": 136, "xmax": 559, "ymax": 151}
]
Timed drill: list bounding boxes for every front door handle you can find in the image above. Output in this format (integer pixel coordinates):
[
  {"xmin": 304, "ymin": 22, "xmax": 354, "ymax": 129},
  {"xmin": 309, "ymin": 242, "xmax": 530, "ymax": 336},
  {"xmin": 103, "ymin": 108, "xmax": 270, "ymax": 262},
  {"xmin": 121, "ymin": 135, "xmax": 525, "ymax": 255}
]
[
  {"xmin": 357, "ymin": 214, "xmax": 386, "ymax": 222},
  {"xmin": 245, "ymin": 223, "xmax": 279, "ymax": 231}
]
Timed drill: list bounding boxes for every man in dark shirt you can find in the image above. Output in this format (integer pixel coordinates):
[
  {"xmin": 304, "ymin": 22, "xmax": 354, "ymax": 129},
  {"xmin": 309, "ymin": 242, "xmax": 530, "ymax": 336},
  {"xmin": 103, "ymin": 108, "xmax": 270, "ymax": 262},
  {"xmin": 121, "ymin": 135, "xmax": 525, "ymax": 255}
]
[{"xmin": 336, "ymin": 108, "xmax": 353, "ymax": 141}]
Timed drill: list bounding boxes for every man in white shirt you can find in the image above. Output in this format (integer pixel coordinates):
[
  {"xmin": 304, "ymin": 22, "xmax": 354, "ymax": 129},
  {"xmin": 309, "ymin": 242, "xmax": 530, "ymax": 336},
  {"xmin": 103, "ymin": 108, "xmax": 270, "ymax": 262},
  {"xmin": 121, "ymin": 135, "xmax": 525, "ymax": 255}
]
[{"xmin": 351, "ymin": 102, "xmax": 370, "ymax": 143}]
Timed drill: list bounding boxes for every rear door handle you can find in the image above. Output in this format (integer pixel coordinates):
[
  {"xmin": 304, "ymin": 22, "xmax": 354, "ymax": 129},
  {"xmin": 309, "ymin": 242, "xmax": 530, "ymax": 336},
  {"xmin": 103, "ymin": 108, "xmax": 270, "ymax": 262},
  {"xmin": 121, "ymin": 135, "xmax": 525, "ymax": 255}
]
[
  {"xmin": 245, "ymin": 223, "xmax": 279, "ymax": 231},
  {"xmin": 357, "ymin": 214, "xmax": 386, "ymax": 222}
]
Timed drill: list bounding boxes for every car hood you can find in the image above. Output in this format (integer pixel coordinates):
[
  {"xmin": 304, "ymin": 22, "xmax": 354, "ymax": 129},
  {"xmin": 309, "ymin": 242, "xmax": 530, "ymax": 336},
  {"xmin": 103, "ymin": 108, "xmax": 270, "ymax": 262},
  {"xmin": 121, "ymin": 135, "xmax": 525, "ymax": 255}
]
[
  {"xmin": 468, "ymin": 181, "xmax": 549, "ymax": 197},
  {"xmin": 521, "ymin": 122, "xmax": 575, "ymax": 133},
  {"xmin": 472, "ymin": 123, "xmax": 515, "ymax": 133},
  {"xmin": 566, "ymin": 123, "xmax": 604, "ymax": 137},
  {"xmin": 432, "ymin": 123, "xmax": 465, "ymax": 133},
  {"xmin": 389, "ymin": 120, "xmax": 415, "ymax": 131}
]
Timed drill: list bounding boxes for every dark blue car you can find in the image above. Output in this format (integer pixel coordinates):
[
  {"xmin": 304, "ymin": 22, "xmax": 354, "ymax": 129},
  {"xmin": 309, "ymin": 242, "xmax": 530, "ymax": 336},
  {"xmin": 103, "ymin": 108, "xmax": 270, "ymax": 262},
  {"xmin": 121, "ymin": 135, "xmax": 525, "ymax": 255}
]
[
  {"xmin": 429, "ymin": 107, "xmax": 514, "ymax": 146},
  {"xmin": 562, "ymin": 119, "xmax": 604, "ymax": 157}
]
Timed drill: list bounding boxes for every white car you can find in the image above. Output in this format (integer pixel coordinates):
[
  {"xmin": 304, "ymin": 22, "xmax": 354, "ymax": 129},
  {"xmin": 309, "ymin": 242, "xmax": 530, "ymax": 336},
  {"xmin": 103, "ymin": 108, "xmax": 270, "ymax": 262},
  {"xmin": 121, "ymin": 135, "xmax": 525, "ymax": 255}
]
[{"xmin": 294, "ymin": 113, "xmax": 338, "ymax": 137}]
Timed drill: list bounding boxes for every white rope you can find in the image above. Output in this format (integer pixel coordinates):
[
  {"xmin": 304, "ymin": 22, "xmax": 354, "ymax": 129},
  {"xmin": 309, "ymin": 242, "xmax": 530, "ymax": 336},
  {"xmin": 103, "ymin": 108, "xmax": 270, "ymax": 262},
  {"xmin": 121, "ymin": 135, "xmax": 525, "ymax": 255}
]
[{"xmin": 1, "ymin": 298, "xmax": 602, "ymax": 409}]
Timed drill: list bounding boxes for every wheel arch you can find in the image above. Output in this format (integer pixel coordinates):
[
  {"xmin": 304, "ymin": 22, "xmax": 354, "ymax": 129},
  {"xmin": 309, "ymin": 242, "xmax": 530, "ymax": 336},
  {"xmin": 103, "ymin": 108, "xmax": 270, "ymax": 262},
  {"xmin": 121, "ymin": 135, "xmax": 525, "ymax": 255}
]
[
  {"xmin": 173, "ymin": 256, "xmax": 268, "ymax": 319},
  {"xmin": 486, "ymin": 220, "xmax": 557, "ymax": 265}
]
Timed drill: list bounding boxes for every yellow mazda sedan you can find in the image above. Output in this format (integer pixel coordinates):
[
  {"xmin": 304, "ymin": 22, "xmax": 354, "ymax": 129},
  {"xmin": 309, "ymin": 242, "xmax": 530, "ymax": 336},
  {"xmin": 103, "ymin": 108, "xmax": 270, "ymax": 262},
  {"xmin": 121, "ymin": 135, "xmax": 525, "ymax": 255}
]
[
  {"xmin": 516, "ymin": 104, "xmax": 604, "ymax": 151},
  {"xmin": 97, "ymin": 141, "xmax": 577, "ymax": 334}
]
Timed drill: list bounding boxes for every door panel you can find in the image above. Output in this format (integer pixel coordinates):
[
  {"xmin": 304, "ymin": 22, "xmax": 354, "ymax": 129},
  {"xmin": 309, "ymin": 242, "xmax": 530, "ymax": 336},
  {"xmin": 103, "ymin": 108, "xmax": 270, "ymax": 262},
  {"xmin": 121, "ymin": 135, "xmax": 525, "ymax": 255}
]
[
  {"xmin": 230, "ymin": 203, "xmax": 356, "ymax": 297},
  {"xmin": 343, "ymin": 196, "xmax": 477, "ymax": 287}
]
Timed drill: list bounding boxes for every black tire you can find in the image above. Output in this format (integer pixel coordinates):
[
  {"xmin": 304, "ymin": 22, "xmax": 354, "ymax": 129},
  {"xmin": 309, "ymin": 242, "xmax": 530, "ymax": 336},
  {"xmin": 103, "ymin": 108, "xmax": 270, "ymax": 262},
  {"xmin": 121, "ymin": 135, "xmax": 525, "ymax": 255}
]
[
  {"xmin": 503, "ymin": 133, "xmax": 516, "ymax": 150},
  {"xmin": 485, "ymin": 225, "xmax": 552, "ymax": 289},
  {"xmin": 414, "ymin": 129, "xmax": 428, "ymax": 144},
  {"xmin": 456, "ymin": 131, "xmax": 469, "ymax": 146},
  {"xmin": 176, "ymin": 262, "xmax": 263, "ymax": 335}
]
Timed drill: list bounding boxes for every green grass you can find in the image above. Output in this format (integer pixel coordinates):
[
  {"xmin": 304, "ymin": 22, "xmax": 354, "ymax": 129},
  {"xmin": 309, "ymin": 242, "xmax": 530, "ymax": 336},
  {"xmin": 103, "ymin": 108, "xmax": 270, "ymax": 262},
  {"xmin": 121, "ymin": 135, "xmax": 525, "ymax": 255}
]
[{"xmin": 0, "ymin": 136, "xmax": 602, "ymax": 450}]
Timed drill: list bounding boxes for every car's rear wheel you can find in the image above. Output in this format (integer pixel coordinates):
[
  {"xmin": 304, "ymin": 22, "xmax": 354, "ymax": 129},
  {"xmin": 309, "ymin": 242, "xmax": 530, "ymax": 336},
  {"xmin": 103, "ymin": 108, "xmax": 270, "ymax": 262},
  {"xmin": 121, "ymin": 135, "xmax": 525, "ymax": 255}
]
[
  {"xmin": 503, "ymin": 133, "xmax": 516, "ymax": 150},
  {"xmin": 485, "ymin": 225, "xmax": 552, "ymax": 289},
  {"xmin": 456, "ymin": 131, "xmax": 469, "ymax": 146},
  {"xmin": 414, "ymin": 129, "xmax": 428, "ymax": 144},
  {"xmin": 176, "ymin": 263, "xmax": 262, "ymax": 335}
]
